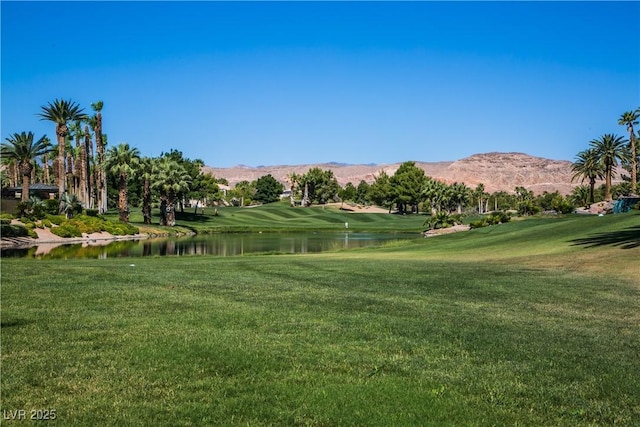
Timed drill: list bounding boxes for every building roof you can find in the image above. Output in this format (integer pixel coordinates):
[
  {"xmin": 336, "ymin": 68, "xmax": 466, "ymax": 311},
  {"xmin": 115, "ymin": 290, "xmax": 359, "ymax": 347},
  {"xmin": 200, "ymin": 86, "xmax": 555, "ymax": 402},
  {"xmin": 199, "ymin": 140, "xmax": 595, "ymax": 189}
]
[{"xmin": 7, "ymin": 183, "xmax": 59, "ymax": 191}]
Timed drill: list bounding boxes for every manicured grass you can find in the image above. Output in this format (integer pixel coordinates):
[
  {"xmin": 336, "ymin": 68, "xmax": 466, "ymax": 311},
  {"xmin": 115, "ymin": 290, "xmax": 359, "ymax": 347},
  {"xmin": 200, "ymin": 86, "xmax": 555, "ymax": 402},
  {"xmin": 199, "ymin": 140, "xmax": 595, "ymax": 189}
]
[
  {"xmin": 1, "ymin": 212, "xmax": 639, "ymax": 425},
  {"xmin": 110, "ymin": 202, "xmax": 427, "ymax": 234}
]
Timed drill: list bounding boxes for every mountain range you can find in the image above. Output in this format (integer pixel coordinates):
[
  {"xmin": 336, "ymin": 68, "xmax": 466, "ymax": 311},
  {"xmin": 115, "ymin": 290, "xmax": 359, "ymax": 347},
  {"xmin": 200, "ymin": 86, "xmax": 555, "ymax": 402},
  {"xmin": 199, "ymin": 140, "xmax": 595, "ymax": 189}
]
[{"xmin": 202, "ymin": 152, "xmax": 614, "ymax": 195}]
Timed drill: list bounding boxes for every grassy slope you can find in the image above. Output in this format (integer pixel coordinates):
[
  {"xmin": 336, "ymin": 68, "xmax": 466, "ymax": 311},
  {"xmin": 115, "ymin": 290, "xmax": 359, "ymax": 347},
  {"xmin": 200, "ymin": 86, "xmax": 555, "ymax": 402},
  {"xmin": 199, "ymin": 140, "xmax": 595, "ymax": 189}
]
[
  {"xmin": 1, "ymin": 211, "xmax": 639, "ymax": 426},
  {"xmin": 117, "ymin": 202, "xmax": 427, "ymax": 234}
]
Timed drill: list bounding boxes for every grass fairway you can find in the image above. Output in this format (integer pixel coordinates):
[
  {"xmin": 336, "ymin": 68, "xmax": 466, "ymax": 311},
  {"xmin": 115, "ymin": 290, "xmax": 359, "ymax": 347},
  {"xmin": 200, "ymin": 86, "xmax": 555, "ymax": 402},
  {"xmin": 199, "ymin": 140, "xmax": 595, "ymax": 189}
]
[{"xmin": 1, "ymin": 212, "xmax": 639, "ymax": 426}]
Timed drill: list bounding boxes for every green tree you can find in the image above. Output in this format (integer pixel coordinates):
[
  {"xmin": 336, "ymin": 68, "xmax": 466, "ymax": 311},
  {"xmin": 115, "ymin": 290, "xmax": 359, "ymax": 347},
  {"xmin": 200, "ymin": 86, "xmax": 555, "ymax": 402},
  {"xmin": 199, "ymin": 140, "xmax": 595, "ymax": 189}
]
[
  {"xmin": 339, "ymin": 182, "xmax": 357, "ymax": 207},
  {"xmin": 38, "ymin": 99, "xmax": 87, "ymax": 211},
  {"xmin": 106, "ymin": 143, "xmax": 140, "ymax": 222},
  {"xmin": 422, "ymin": 177, "xmax": 446, "ymax": 214},
  {"xmin": 299, "ymin": 167, "xmax": 340, "ymax": 205},
  {"xmin": 1, "ymin": 132, "xmax": 53, "ymax": 201},
  {"xmin": 191, "ymin": 173, "xmax": 220, "ymax": 213},
  {"xmin": 618, "ymin": 109, "xmax": 639, "ymax": 191},
  {"xmin": 590, "ymin": 134, "xmax": 630, "ymax": 200},
  {"xmin": 571, "ymin": 148, "xmax": 605, "ymax": 204},
  {"xmin": 449, "ymin": 182, "xmax": 471, "ymax": 214},
  {"xmin": 152, "ymin": 158, "xmax": 191, "ymax": 226},
  {"xmin": 355, "ymin": 180, "xmax": 371, "ymax": 205},
  {"xmin": 254, "ymin": 174, "xmax": 284, "ymax": 204},
  {"xmin": 390, "ymin": 161, "xmax": 426, "ymax": 214},
  {"xmin": 59, "ymin": 193, "xmax": 82, "ymax": 219},
  {"xmin": 369, "ymin": 170, "xmax": 393, "ymax": 212},
  {"xmin": 232, "ymin": 180, "xmax": 255, "ymax": 206},
  {"xmin": 571, "ymin": 185, "xmax": 591, "ymax": 207}
]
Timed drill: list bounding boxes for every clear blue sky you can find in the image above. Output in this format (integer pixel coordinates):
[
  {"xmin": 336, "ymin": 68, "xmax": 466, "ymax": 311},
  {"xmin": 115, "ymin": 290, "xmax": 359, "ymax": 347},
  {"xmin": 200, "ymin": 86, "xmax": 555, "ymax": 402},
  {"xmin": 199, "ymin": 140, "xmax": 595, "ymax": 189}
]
[{"xmin": 2, "ymin": 1, "xmax": 639, "ymax": 167}]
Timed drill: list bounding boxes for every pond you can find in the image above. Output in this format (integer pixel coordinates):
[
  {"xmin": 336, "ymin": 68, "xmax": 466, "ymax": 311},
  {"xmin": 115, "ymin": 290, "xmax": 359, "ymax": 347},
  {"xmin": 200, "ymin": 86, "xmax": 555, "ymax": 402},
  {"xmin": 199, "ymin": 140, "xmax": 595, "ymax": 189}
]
[{"xmin": 1, "ymin": 232, "xmax": 421, "ymax": 260}]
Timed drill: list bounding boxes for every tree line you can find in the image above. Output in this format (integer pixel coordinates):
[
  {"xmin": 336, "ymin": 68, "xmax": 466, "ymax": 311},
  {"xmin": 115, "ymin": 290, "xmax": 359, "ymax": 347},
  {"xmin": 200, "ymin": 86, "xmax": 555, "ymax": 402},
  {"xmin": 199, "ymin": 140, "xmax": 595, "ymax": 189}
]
[
  {"xmin": 571, "ymin": 108, "xmax": 640, "ymax": 204},
  {"xmin": 3, "ymin": 99, "xmax": 638, "ymax": 228}
]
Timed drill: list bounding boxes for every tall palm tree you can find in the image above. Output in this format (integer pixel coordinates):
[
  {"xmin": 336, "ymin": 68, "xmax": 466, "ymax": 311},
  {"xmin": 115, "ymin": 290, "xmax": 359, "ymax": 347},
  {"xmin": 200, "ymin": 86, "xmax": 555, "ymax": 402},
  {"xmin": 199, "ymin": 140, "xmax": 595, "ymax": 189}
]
[
  {"xmin": 1, "ymin": 132, "xmax": 53, "ymax": 201},
  {"xmin": 82, "ymin": 125, "xmax": 93, "ymax": 208},
  {"xmin": 68, "ymin": 120, "xmax": 86, "ymax": 203},
  {"xmin": 152, "ymin": 158, "xmax": 191, "ymax": 226},
  {"xmin": 474, "ymin": 183, "xmax": 487, "ymax": 214},
  {"xmin": 88, "ymin": 101, "xmax": 108, "ymax": 213},
  {"xmin": 571, "ymin": 148, "xmax": 605, "ymax": 204},
  {"xmin": 37, "ymin": 99, "xmax": 87, "ymax": 210},
  {"xmin": 105, "ymin": 143, "xmax": 140, "ymax": 222},
  {"xmin": 286, "ymin": 172, "xmax": 299, "ymax": 207},
  {"xmin": 138, "ymin": 157, "xmax": 154, "ymax": 224},
  {"xmin": 589, "ymin": 134, "xmax": 630, "ymax": 200},
  {"xmin": 618, "ymin": 109, "xmax": 639, "ymax": 192}
]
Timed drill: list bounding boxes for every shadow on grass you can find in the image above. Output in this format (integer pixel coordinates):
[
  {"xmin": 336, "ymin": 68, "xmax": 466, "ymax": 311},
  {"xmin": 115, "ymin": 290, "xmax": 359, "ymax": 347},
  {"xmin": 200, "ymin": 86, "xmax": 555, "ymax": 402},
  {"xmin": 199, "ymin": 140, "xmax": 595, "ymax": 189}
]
[
  {"xmin": 570, "ymin": 225, "xmax": 640, "ymax": 249},
  {"xmin": 1, "ymin": 319, "xmax": 31, "ymax": 328},
  {"xmin": 175, "ymin": 211, "xmax": 213, "ymax": 223}
]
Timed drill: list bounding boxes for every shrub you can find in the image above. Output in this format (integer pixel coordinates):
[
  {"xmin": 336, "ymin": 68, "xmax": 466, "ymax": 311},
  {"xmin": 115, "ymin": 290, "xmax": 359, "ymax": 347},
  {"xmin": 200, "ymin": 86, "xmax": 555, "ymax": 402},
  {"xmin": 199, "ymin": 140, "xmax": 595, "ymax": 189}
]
[
  {"xmin": 424, "ymin": 211, "xmax": 461, "ymax": 230},
  {"xmin": 103, "ymin": 221, "xmax": 139, "ymax": 236},
  {"xmin": 44, "ymin": 199, "xmax": 59, "ymax": 215},
  {"xmin": 42, "ymin": 219, "xmax": 53, "ymax": 228},
  {"xmin": 0, "ymin": 218, "xmax": 12, "ymax": 225},
  {"xmin": 487, "ymin": 211, "xmax": 510, "ymax": 225},
  {"xmin": 45, "ymin": 214, "xmax": 65, "ymax": 225},
  {"xmin": 85, "ymin": 209, "xmax": 100, "ymax": 217},
  {"xmin": 50, "ymin": 224, "xmax": 82, "ymax": 238},
  {"xmin": 470, "ymin": 218, "xmax": 489, "ymax": 229},
  {"xmin": 0, "ymin": 224, "xmax": 30, "ymax": 238}
]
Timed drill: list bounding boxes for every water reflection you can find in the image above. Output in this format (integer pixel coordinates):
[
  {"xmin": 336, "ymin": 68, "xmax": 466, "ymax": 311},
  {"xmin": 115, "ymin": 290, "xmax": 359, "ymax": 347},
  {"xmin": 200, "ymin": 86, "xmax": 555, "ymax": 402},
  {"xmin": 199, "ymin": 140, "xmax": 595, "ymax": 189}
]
[{"xmin": 1, "ymin": 233, "xmax": 418, "ymax": 259}]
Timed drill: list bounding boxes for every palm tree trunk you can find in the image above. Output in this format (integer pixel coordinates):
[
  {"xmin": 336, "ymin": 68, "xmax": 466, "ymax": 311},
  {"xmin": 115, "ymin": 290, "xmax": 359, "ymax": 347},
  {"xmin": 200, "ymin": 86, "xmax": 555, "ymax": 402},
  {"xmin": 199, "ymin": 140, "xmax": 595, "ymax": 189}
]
[
  {"xmin": 589, "ymin": 178, "xmax": 596, "ymax": 204},
  {"xmin": 20, "ymin": 163, "xmax": 32, "ymax": 202},
  {"xmin": 81, "ymin": 133, "xmax": 89, "ymax": 207},
  {"xmin": 56, "ymin": 125, "xmax": 68, "ymax": 212},
  {"xmin": 630, "ymin": 131, "xmax": 637, "ymax": 192},
  {"xmin": 118, "ymin": 174, "xmax": 128, "ymax": 222},
  {"xmin": 166, "ymin": 192, "xmax": 176, "ymax": 226},
  {"xmin": 142, "ymin": 178, "xmax": 151, "ymax": 225},
  {"xmin": 42, "ymin": 154, "xmax": 50, "ymax": 185},
  {"xmin": 605, "ymin": 165, "xmax": 612, "ymax": 200}
]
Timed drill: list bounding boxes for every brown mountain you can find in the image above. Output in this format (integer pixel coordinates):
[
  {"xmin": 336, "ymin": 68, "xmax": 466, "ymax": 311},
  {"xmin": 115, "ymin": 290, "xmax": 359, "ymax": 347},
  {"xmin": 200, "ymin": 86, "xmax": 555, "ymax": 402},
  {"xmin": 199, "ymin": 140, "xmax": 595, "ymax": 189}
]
[{"xmin": 202, "ymin": 152, "xmax": 609, "ymax": 195}]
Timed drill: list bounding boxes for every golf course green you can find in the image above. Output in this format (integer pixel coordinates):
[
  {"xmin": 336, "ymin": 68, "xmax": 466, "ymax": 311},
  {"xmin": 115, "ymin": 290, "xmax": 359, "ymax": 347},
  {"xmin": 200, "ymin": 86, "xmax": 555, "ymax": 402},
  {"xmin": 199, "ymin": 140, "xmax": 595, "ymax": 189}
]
[{"xmin": 1, "ymin": 208, "xmax": 638, "ymax": 426}]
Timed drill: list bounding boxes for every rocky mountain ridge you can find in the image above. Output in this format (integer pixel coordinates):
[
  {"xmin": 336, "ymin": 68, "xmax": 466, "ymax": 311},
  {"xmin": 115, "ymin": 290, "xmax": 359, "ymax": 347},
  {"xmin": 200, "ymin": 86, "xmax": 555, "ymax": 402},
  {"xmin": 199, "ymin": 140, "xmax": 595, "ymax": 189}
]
[{"xmin": 202, "ymin": 152, "xmax": 610, "ymax": 195}]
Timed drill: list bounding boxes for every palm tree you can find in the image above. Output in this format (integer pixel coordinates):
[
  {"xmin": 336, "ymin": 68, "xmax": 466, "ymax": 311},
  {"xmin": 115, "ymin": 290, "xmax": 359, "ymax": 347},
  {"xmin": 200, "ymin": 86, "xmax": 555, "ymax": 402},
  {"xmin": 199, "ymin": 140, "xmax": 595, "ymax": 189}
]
[
  {"xmin": 1, "ymin": 132, "xmax": 53, "ymax": 201},
  {"xmin": 618, "ymin": 109, "xmax": 639, "ymax": 192},
  {"xmin": 89, "ymin": 101, "xmax": 108, "ymax": 213},
  {"xmin": 571, "ymin": 148, "xmax": 605, "ymax": 204},
  {"xmin": 37, "ymin": 99, "xmax": 87, "ymax": 210},
  {"xmin": 152, "ymin": 158, "xmax": 191, "ymax": 226},
  {"xmin": 570, "ymin": 185, "xmax": 591, "ymax": 208},
  {"xmin": 82, "ymin": 125, "xmax": 93, "ymax": 208},
  {"xmin": 286, "ymin": 172, "xmax": 300, "ymax": 207},
  {"xmin": 106, "ymin": 143, "xmax": 140, "ymax": 222},
  {"xmin": 60, "ymin": 192, "xmax": 82, "ymax": 219},
  {"xmin": 138, "ymin": 157, "xmax": 154, "ymax": 224},
  {"xmin": 590, "ymin": 134, "xmax": 630, "ymax": 200},
  {"xmin": 450, "ymin": 182, "xmax": 471, "ymax": 214},
  {"xmin": 474, "ymin": 183, "xmax": 487, "ymax": 214}
]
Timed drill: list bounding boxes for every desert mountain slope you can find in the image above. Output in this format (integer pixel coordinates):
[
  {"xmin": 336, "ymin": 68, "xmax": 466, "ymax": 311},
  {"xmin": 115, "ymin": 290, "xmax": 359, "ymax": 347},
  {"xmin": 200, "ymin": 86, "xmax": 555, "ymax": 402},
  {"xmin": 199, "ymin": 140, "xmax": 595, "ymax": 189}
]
[{"xmin": 203, "ymin": 152, "xmax": 609, "ymax": 195}]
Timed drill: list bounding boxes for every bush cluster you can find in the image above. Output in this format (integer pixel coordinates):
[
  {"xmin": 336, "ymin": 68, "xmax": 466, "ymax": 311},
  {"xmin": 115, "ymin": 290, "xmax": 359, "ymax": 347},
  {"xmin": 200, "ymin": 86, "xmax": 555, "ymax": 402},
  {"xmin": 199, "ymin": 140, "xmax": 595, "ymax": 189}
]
[
  {"xmin": 470, "ymin": 211, "xmax": 511, "ymax": 229},
  {"xmin": 0, "ymin": 224, "xmax": 30, "ymax": 238},
  {"xmin": 50, "ymin": 223, "xmax": 82, "ymax": 238}
]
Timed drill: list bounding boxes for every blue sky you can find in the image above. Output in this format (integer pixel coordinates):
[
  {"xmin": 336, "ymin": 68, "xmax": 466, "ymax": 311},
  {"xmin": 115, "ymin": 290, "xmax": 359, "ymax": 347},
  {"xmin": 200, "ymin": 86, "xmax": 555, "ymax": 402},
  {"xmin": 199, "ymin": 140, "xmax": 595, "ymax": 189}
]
[{"xmin": 2, "ymin": 1, "xmax": 639, "ymax": 168}]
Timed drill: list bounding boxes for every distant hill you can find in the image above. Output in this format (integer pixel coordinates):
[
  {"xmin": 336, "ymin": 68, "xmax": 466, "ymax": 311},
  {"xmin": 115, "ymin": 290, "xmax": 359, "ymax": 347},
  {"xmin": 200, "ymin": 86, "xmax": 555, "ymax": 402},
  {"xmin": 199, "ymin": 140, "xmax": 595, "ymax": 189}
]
[{"xmin": 202, "ymin": 152, "xmax": 615, "ymax": 195}]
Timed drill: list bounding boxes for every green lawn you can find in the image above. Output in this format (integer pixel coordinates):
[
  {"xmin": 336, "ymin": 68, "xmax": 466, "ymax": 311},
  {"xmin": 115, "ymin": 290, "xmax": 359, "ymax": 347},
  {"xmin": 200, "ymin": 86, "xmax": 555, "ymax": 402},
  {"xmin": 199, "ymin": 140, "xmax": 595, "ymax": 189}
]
[
  {"xmin": 1, "ymin": 211, "xmax": 639, "ymax": 426},
  {"xmin": 111, "ymin": 202, "xmax": 428, "ymax": 234}
]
